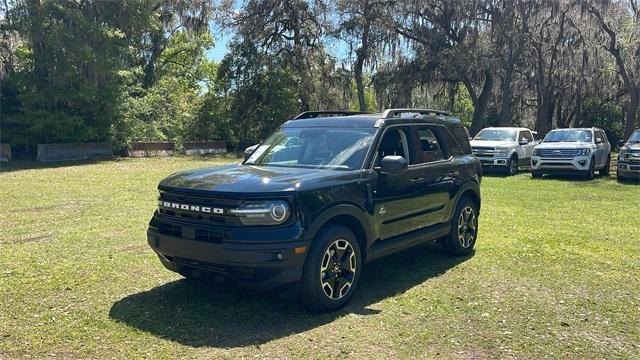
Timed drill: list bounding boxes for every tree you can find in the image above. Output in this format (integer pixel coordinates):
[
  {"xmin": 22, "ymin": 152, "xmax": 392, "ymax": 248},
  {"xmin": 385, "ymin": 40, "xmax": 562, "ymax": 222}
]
[
  {"xmin": 337, "ymin": 0, "xmax": 395, "ymax": 111},
  {"xmin": 587, "ymin": 0, "xmax": 640, "ymax": 139}
]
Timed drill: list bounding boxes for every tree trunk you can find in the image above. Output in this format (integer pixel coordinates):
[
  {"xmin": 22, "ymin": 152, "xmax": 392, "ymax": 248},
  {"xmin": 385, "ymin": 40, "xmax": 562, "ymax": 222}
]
[
  {"xmin": 464, "ymin": 70, "xmax": 494, "ymax": 136},
  {"xmin": 354, "ymin": 56, "xmax": 367, "ymax": 112},
  {"xmin": 625, "ymin": 90, "xmax": 639, "ymax": 139},
  {"xmin": 498, "ymin": 62, "xmax": 514, "ymax": 127},
  {"xmin": 354, "ymin": 2, "xmax": 371, "ymax": 112}
]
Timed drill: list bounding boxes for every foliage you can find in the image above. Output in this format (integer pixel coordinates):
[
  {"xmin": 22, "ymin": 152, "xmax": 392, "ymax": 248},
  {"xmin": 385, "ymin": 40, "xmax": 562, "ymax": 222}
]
[{"xmin": 578, "ymin": 99, "xmax": 625, "ymax": 147}]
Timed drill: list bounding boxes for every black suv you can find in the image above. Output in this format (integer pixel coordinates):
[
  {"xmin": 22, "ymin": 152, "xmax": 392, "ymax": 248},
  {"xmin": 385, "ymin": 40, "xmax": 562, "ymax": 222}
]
[{"xmin": 148, "ymin": 109, "xmax": 482, "ymax": 311}]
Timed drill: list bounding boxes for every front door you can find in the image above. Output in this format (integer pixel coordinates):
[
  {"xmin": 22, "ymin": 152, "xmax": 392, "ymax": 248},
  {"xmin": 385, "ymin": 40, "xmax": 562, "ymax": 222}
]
[{"xmin": 370, "ymin": 126, "xmax": 427, "ymax": 240}]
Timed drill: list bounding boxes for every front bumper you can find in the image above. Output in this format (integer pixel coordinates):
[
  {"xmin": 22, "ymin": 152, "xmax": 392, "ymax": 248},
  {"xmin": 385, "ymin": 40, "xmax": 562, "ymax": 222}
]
[
  {"xmin": 147, "ymin": 214, "xmax": 310, "ymax": 290},
  {"xmin": 531, "ymin": 155, "xmax": 591, "ymax": 173},
  {"xmin": 617, "ymin": 162, "xmax": 640, "ymax": 179},
  {"xmin": 476, "ymin": 156, "xmax": 510, "ymax": 167}
]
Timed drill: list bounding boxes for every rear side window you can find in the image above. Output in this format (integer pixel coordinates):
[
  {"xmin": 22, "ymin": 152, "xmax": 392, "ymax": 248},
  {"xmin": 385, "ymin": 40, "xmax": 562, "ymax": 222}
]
[
  {"xmin": 519, "ymin": 131, "xmax": 534, "ymax": 142},
  {"xmin": 449, "ymin": 126, "xmax": 472, "ymax": 155},
  {"xmin": 415, "ymin": 127, "xmax": 446, "ymax": 163}
]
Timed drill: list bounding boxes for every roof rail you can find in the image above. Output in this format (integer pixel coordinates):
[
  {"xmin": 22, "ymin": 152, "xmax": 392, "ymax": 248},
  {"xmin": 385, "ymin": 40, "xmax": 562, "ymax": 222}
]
[
  {"xmin": 381, "ymin": 108, "xmax": 451, "ymax": 119},
  {"xmin": 294, "ymin": 111, "xmax": 372, "ymax": 120}
]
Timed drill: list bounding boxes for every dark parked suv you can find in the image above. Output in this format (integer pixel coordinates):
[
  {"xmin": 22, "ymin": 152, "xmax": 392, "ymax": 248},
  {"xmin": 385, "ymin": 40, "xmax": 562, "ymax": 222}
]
[{"xmin": 148, "ymin": 109, "xmax": 482, "ymax": 311}]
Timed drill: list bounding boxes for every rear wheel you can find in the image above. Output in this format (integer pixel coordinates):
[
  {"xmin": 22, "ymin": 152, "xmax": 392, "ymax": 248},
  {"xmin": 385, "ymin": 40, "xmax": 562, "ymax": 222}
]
[
  {"xmin": 300, "ymin": 225, "xmax": 362, "ymax": 312},
  {"xmin": 443, "ymin": 197, "xmax": 478, "ymax": 256}
]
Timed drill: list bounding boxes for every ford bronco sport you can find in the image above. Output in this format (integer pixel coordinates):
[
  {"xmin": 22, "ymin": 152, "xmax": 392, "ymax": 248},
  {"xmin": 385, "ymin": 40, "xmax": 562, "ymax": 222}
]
[
  {"xmin": 148, "ymin": 109, "xmax": 482, "ymax": 311},
  {"xmin": 531, "ymin": 127, "xmax": 611, "ymax": 179}
]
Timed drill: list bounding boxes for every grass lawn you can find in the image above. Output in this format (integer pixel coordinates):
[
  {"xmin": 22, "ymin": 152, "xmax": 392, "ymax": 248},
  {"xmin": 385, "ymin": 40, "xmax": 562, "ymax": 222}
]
[{"xmin": 1, "ymin": 157, "xmax": 639, "ymax": 359}]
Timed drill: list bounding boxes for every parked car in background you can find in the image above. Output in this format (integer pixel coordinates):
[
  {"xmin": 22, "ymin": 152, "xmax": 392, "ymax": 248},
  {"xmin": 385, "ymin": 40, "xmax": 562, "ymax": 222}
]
[
  {"xmin": 531, "ymin": 127, "xmax": 611, "ymax": 179},
  {"xmin": 617, "ymin": 129, "xmax": 640, "ymax": 182},
  {"xmin": 148, "ymin": 108, "xmax": 482, "ymax": 311},
  {"xmin": 470, "ymin": 127, "xmax": 537, "ymax": 175}
]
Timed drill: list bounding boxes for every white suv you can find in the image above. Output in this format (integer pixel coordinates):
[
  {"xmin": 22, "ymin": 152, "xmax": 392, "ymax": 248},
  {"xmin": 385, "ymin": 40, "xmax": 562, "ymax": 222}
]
[
  {"xmin": 470, "ymin": 127, "xmax": 537, "ymax": 175},
  {"xmin": 531, "ymin": 128, "xmax": 611, "ymax": 179}
]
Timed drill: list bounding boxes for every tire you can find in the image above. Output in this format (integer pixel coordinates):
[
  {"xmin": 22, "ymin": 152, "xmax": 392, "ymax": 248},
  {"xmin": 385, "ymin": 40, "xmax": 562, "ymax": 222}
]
[
  {"xmin": 601, "ymin": 154, "xmax": 611, "ymax": 176},
  {"xmin": 443, "ymin": 197, "xmax": 479, "ymax": 257},
  {"xmin": 299, "ymin": 225, "xmax": 362, "ymax": 312},
  {"xmin": 506, "ymin": 155, "xmax": 518, "ymax": 176},
  {"xmin": 583, "ymin": 157, "xmax": 595, "ymax": 180},
  {"xmin": 531, "ymin": 170, "xmax": 542, "ymax": 178}
]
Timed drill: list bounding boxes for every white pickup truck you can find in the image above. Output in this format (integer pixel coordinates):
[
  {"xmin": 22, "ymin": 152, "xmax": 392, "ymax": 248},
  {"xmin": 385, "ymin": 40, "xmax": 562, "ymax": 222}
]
[{"xmin": 470, "ymin": 127, "xmax": 538, "ymax": 175}]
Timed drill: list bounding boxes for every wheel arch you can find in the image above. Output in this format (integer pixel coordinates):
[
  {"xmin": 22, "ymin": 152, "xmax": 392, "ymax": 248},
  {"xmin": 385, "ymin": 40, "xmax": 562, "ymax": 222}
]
[{"xmin": 305, "ymin": 204, "xmax": 372, "ymax": 262}]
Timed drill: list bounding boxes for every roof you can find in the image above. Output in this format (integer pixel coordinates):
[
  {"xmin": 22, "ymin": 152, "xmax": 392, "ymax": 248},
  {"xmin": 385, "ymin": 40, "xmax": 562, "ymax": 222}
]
[
  {"xmin": 481, "ymin": 127, "xmax": 533, "ymax": 132},
  {"xmin": 548, "ymin": 127, "xmax": 600, "ymax": 132},
  {"xmin": 281, "ymin": 109, "xmax": 463, "ymax": 129}
]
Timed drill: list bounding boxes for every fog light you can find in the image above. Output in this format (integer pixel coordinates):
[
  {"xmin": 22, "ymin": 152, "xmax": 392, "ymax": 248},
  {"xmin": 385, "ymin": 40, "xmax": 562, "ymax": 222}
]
[
  {"xmin": 578, "ymin": 160, "xmax": 586, "ymax": 166},
  {"xmin": 532, "ymin": 160, "xmax": 538, "ymax": 166},
  {"xmin": 276, "ymin": 253, "xmax": 283, "ymax": 260}
]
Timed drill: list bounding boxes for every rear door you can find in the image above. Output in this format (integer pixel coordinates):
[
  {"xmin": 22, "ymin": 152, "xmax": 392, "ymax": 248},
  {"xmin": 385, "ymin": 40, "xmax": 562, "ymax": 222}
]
[{"xmin": 411, "ymin": 125, "xmax": 454, "ymax": 227}]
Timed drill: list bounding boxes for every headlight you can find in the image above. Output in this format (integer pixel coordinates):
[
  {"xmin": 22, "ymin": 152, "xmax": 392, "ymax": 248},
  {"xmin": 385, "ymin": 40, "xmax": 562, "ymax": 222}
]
[
  {"xmin": 533, "ymin": 148, "xmax": 540, "ymax": 156},
  {"xmin": 618, "ymin": 149, "xmax": 627, "ymax": 160},
  {"xmin": 229, "ymin": 200, "xmax": 291, "ymax": 226},
  {"xmin": 494, "ymin": 148, "xmax": 509, "ymax": 157},
  {"xmin": 578, "ymin": 148, "xmax": 592, "ymax": 156}
]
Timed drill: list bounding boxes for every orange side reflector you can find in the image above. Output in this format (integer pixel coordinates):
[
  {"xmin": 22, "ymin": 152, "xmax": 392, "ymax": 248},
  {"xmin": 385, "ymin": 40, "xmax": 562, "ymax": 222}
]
[{"xmin": 294, "ymin": 246, "xmax": 306, "ymax": 255}]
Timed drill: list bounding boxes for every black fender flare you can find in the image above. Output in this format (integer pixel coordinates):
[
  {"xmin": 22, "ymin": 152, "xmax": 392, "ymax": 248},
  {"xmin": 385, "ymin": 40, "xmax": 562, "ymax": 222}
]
[
  {"xmin": 304, "ymin": 203, "xmax": 373, "ymax": 249},
  {"xmin": 447, "ymin": 181, "xmax": 481, "ymax": 223}
]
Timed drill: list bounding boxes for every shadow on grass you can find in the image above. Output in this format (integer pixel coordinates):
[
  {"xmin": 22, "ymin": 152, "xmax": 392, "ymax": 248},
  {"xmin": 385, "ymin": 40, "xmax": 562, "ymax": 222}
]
[
  {"xmin": 109, "ymin": 242, "xmax": 469, "ymax": 348},
  {"xmin": 0, "ymin": 155, "xmax": 241, "ymax": 173},
  {"xmin": 0, "ymin": 158, "xmax": 113, "ymax": 173}
]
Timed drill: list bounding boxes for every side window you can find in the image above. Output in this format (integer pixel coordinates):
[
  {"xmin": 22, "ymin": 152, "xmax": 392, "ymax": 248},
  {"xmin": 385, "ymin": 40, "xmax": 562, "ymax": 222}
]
[
  {"xmin": 415, "ymin": 127, "xmax": 447, "ymax": 163},
  {"xmin": 376, "ymin": 127, "xmax": 414, "ymax": 165},
  {"xmin": 450, "ymin": 126, "xmax": 472, "ymax": 155},
  {"xmin": 520, "ymin": 131, "xmax": 534, "ymax": 142}
]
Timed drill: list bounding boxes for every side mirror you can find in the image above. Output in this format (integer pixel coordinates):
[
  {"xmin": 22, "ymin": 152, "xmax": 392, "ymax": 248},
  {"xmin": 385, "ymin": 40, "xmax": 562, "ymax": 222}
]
[
  {"xmin": 595, "ymin": 138, "xmax": 603, "ymax": 144},
  {"xmin": 519, "ymin": 138, "xmax": 529, "ymax": 145},
  {"xmin": 618, "ymin": 140, "xmax": 625, "ymax": 147},
  {"xmin": 379, "ymin": 155, "xmax": 408, "ymax": 174}
]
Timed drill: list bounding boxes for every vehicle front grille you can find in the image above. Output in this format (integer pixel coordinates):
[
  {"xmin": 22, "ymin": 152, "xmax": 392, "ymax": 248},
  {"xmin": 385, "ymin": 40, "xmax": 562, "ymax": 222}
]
[
  {"xmin": 158, "ymin": 190, "xmax": 244, "ymax": 226},
  {"xmin": 472, "ymin": 147, "xmax": 495, "ymax": 156},
  {"xmin": 625, "ymin": 150, "xmax": 640, "ymax": 162},
  {"xmin": 539, "ymin": 149, "xmax": 580, "ymax": 157}
]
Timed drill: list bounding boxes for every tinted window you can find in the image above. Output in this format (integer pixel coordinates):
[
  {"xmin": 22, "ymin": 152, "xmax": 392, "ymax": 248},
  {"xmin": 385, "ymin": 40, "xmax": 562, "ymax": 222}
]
[
  {"xmin": 628, "ymin": 130, "xmax": 640, "ymax": 143},
  {"xmin": 415, "ymin": 127, "xmax": 446, "ymax": 163},
  {"xmin": 376, "ymin": 127, "xmax": 414, "ymax": 165},
  {"xmin": 450, "ymin": 126, "xmax": 472, "ymax": 155}
]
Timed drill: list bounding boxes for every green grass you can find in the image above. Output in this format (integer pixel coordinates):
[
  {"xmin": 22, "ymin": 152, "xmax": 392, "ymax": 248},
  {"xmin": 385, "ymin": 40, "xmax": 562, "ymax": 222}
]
[{"xmin": 1, "ymin": 157, "xmax": 639, "ymax": 359}]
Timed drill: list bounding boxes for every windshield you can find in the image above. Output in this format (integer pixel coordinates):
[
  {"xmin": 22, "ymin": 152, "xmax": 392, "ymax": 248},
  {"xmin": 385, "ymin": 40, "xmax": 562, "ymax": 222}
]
[
  {"xmin": 474, "ymin": 129, "xmax": 517, "ymax": 141},
  {"xmin": 628, "ymin": 130, "xmax": 640, "ymax": 143},
  {"xmin": 543, "ymin": 130, "xmax": 593, "ymax": 143},
  {"xmin": 244, "ymin": 127, "xmax": 376, "ymax": 170}
]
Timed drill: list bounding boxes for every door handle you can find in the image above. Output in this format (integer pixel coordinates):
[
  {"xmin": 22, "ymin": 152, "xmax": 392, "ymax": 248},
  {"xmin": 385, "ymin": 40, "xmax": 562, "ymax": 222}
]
[{"xmin": 410, "ymin": 177, "xmax": 424, "ymax": 182}]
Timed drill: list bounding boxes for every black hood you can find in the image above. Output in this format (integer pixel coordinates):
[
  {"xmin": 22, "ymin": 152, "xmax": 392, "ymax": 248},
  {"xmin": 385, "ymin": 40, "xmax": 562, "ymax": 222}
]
[{"xmin": 159, "ymin": 164, "xmax": 363, "ymax": 195}]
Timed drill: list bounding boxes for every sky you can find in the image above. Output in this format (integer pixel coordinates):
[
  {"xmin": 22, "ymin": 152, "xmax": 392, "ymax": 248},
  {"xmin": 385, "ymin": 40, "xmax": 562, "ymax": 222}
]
[{"xmin": 206, "ymin": 27, "xmax": 352, "ymax": 63}]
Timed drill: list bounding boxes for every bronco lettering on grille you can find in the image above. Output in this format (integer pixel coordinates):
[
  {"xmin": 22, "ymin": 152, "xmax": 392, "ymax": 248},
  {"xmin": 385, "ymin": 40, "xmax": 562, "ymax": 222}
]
[{"xmin": 158, "ymin": 200, "xmax": 224, "ymax": 214}]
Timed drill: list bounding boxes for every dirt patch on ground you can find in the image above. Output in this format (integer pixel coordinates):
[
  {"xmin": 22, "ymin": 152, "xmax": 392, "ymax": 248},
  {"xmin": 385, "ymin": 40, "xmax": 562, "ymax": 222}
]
[
  {"xmin": 13, "ymin": 234, "xmax": 50, "ymax": 244},
  {"xmin": 18, "ymin": 204, "xmax": 79, "ymax": 213}
]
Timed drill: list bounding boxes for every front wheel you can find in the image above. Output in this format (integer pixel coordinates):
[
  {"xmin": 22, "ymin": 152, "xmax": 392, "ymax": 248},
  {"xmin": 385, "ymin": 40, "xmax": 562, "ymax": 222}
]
[
  {"xmin": 506, "ymin": 155, "xmax": 518, "ymax": 176},
  {"xmin": 443, "ymin": 197, "xmax": 478, "ymax": 256},
  {"xmin": 299, "ymin": 225, "xmax": 362, "ymax": 312},
  {"xmin": 601, "ymin": 155, "xmax": 611, "ymax": 176},
  {"xmin": 583, "ymin": 157, "xmax": 595, "ymax": 180}
]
